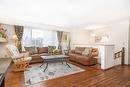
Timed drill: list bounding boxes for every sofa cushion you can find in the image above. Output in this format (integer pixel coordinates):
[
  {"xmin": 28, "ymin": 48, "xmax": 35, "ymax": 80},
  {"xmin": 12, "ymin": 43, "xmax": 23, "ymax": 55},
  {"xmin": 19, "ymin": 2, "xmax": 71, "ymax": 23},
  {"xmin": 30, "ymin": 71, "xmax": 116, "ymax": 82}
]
[
  {"xmin": 69, "ymin": 54, "xmax": 78, "ymax": 58},
  {"xmin": 25, "ymin": 47, "xmax": 38, "ymax": 55},
  {"xmin": 76, "ymin": 55, "xmax": 90, "ymax": 61},
  {"xmin": 31, "ymin": 54, "xmax": 40, "ymax": 57},
  {"xmin": 37, "ymin": 47, "xmax": 48, "ymax": 54},
  {"xmin": 31, "ymin": 53, "xmax": 49, "ymax": 57},
  {"xmin": 82, "ymin": 47, "xmax": 92, "ymax": 55},
  {"xmin": 75, "ymin": 47, "xmax": 85, "ymax": 54},
  {"xmin": 39, "ymin": 53, "xmax": 50, "ymax": 56}
]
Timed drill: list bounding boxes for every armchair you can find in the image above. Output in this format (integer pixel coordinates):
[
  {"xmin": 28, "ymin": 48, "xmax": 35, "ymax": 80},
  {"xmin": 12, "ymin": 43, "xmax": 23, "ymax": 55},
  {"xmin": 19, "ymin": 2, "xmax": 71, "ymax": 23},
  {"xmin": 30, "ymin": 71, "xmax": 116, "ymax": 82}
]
[{"xmin": 6, "ymin": 45, "xmax": 32, "ymax": 71}]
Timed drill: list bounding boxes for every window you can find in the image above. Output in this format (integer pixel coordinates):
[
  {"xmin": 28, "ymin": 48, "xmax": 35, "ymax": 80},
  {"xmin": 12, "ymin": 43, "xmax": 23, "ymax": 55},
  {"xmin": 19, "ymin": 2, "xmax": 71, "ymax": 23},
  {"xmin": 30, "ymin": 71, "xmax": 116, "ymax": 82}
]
[{"xmin": 22, "ymin": 28, "xmax": 58, "ymax": 47}]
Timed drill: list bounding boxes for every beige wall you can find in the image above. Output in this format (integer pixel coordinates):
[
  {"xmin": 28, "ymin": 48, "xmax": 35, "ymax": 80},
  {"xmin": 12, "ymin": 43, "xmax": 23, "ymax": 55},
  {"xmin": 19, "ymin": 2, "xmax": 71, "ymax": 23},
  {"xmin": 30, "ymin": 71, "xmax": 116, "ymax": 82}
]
[
  {"xmin": 70, "ymin": 29, "xmax": 92, "ymax": 48},
  {"xmin": 0, "ymin": 24, "xmax": 15, "ymax": 58},
  {"xmin": 70, "ymin": 20, "xmax": 130, "ymax": 65},
  {"xmin": 91, "ymin": 20, "xmax": 129, "ymax": 65},
  {"xmin": 128, "ymin": 20, "xmax": 130, "ymax": 64}
]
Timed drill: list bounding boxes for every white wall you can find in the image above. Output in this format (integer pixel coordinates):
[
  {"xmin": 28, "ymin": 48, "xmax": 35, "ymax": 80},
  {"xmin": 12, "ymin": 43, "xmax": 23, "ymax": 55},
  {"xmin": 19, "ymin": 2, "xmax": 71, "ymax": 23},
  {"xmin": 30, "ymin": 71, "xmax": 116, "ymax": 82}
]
[
  {"xmin": 91, "ymin": 20, "xmax": 129, "ymax": 65},
  {"xmin": 70, "ymin": 29, "xmax": 92, "ymax": 48},
  {"xmin": 0, "ymin": 24, "xmax": 15, "ymax": 58},
  {"xmin": 129, "ymin": 20, "xmax": 130, "ymax": 64}
]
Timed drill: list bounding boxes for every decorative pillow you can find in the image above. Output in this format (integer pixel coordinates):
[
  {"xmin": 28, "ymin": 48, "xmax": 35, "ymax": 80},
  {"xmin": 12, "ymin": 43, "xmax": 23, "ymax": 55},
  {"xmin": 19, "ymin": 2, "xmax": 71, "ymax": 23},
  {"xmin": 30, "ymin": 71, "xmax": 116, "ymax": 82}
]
[
  {"xmin": 24, "ymin": 47, "xmax": 38, "ymax": 55},
  {"xmin": 75, "ymin": 47, "xmax": 85, "ymax": 54},
  {"xmin": 37, "ymin": 47, "xmax": 48, "ymax": 54},
  {"xmin": 82, "ymin": 47, "xmax": 92, "ymax": 55},
  {"xmin": 48, "ymin": 46, "xmax": 56, "ymax": 53},
  {"xmin": 91, "ymin": 48, "xmax": 98, "ymax": 56},
  {"xmin": 92, "ymin": 48, "xmax": 97, "ymax": 52},
  {"xmin": 53, "ymin": 49, "xmax": 60, "ymax": 54}
]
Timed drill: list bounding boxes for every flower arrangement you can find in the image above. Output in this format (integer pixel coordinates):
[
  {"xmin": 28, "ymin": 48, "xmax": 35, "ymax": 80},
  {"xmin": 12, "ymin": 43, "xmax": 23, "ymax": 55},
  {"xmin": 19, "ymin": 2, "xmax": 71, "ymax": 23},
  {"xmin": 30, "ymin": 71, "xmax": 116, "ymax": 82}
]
[{"xmin": 0, "ymin": 28, "xmax": 7, "ymax": 38}]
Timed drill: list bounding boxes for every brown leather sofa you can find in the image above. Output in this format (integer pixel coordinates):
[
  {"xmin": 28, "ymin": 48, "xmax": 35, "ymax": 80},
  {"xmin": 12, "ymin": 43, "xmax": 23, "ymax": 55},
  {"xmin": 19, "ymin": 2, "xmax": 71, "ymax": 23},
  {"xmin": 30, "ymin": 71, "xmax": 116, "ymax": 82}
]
[
  {"xmin": 30, "ymin": 47, "xmax": 49, "ymax": 63},
  {"xmin": 25, "ymin": 46, "xmax": 61, "ymax": 63},
  {"xmin": 69, "ymin": 47, "xmax": 98, "ymax": 65}
]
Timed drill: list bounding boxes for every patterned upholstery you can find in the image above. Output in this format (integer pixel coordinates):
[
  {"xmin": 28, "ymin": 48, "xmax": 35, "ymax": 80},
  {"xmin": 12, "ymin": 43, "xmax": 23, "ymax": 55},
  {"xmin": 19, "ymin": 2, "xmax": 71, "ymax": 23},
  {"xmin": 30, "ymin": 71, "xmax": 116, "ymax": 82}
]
[
  {"xmin": 48, "ymin": 46, "xmax": 56, "ymax": 53},
  {"xmin": 6, "ymin": 45, "xmax": 32, "ymax": 62}
]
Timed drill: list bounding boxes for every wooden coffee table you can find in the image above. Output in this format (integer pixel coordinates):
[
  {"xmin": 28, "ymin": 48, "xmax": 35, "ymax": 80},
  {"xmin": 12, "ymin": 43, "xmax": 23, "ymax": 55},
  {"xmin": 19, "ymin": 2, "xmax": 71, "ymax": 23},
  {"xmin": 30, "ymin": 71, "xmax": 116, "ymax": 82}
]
[{"xmin": 40, "ymin": 55, "xmax": 71, "ymax": 72}]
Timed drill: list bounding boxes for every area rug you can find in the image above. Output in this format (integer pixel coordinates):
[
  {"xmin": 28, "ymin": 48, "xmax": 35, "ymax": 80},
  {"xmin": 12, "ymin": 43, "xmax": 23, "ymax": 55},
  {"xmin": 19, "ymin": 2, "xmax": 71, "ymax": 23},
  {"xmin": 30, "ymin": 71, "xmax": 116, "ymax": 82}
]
[{"xmin": 24, "ymin": 63, "xmax": 85, "ymax": 85}]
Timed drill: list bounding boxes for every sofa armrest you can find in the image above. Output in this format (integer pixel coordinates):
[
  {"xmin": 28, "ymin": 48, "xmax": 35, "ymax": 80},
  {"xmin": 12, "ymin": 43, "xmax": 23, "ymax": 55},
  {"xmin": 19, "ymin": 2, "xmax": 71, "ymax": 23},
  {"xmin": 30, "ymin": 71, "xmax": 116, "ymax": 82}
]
[
  {"xmin": 69, "ymin": 50, "xmax": 75, "ymax": 54},
  {"xmin": 85, "ymin": 54, "xmax": 93, "ymax": 59}
]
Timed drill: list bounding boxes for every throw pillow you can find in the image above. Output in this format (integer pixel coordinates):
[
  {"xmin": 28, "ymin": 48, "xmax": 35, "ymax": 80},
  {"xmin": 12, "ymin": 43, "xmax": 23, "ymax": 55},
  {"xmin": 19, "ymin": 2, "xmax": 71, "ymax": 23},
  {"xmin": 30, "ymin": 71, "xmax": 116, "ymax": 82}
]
[
  {"xmin": 91, "ymin": 48, "xmax": 98, "ymax": 56},
  {"xmin": 48, "ymin": 46, "xmax": 56, "ymax": 53},
  {"xmin": 75, "ymin": 47, "xmax": 85, "ymax": 54},
  {"xmin": 53, "ymin": 49, "xmax": 60, "ymax": 54},
  {"xmin": 82, "ymin": 47, "xmax": 92, "ymax": 55}
]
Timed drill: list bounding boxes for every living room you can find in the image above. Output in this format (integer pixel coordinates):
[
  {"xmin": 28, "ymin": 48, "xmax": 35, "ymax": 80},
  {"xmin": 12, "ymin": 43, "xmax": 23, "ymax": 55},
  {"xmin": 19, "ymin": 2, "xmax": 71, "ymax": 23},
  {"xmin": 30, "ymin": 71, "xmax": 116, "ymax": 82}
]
[{"xmin": 0, "ymin": 0, "xmax": 130, "ymax": 87}]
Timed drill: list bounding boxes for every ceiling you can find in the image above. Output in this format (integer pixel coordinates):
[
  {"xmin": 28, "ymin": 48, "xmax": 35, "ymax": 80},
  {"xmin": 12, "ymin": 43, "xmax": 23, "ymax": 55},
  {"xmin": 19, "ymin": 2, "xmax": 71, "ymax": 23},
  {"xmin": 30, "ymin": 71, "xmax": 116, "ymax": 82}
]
[{"xmin": 0, "ymin": 0, "xmax": 130, "ymax": 30}]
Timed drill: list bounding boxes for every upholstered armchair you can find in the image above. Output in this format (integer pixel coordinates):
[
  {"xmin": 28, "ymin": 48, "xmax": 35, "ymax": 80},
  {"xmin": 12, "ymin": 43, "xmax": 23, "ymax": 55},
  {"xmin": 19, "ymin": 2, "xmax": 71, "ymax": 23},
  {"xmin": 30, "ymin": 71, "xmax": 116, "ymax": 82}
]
[{"xmin": 6, "ymin": 45, "xmax": 32, "ymax": 71}]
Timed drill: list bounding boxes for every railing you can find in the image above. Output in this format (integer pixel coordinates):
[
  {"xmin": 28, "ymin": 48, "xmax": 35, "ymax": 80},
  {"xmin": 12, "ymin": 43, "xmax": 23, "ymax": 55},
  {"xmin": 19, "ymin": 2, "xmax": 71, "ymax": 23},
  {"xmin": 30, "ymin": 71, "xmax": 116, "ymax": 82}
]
[{"xmin": 114, "ymin": 47, "xmax": 125, "ymax": 66}]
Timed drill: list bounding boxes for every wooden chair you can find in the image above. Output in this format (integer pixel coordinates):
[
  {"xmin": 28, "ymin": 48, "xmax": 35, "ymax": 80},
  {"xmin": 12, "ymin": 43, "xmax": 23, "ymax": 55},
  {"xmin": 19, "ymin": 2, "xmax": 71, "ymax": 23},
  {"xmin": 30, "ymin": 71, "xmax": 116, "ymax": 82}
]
[{"xmin": 6, "ymin": 45, "xmax": 32, "ymax": 72}]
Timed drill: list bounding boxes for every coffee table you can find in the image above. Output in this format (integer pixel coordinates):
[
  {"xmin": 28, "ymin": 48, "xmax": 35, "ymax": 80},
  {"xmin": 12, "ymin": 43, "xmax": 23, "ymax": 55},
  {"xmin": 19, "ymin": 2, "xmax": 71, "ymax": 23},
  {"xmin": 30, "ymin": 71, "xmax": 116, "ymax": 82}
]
[{"xmin": 40, "ymin": 55, "xmax": 71, "ymax": 72}]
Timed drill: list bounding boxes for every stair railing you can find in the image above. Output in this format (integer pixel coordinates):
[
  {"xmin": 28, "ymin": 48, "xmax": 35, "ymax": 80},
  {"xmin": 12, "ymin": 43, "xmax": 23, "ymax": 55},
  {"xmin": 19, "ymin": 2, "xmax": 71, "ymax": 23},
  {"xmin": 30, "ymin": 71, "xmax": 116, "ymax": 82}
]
[{"xmin": 114, "ymin": 47, "xmax": 125, "ymax": 66}]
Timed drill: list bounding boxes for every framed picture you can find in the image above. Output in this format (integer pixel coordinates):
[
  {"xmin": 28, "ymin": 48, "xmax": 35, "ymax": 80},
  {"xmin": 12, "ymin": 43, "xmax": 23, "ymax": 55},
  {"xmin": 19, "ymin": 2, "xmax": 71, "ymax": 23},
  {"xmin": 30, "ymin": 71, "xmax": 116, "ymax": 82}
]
[{"xmin": 95, "ymin": 36, "xmax": 102, "ymax": 43}]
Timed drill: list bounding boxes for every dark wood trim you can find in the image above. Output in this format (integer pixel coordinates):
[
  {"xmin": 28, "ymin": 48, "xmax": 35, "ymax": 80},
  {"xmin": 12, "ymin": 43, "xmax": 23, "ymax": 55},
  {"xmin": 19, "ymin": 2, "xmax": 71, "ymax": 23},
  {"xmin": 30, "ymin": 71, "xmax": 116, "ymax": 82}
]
[
  {"xmin": 114, "ymin": 47, "xmax": 125, "ymax": 66},
  {"xmin": 121, "ymin": 47, "xmax": 125, "ymax": 66}
]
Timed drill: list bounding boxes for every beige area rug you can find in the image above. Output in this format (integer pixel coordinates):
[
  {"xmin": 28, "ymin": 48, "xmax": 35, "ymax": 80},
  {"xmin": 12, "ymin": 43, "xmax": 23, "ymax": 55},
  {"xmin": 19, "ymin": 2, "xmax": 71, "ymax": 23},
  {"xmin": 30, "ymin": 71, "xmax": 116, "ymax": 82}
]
[{"xmin": 24, "ymin": 62, "xmax": 85, "ymax": 85}]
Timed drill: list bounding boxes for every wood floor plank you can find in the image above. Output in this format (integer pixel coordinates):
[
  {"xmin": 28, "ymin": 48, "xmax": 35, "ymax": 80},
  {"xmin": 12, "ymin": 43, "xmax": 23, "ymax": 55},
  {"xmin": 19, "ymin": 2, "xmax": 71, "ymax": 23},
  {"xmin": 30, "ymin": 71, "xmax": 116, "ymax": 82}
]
[{"xmin": 5, "ymin": 62, "xmax": 130, "ymax": 87}]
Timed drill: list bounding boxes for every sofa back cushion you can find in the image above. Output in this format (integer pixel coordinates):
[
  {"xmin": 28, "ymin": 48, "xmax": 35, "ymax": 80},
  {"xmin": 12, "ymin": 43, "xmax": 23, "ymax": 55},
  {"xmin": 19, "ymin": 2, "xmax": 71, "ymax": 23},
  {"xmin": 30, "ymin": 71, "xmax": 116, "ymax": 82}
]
[
  {"xmin": 37, "ymin": 47, "xmax": 48, "ymax": 54},
  {"xmin": 75, "ymin": 47, "xmax": 85, "ymax": 54},
  {"xmin": 25, "ymin": 47, "xmax": 38, "ymax": 55},
  {"xmin": 82, "ymin": 47, "xmax": 92, "ymax": 55}
]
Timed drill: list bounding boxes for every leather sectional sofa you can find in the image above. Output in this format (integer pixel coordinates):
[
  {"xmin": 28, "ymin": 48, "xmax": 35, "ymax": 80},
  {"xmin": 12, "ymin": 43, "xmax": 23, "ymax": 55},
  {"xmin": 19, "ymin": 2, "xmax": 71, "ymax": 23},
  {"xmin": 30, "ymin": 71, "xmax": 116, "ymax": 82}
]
[
  {"xmin": 25, "ymin": 46, "xmax": 59, "ymax": 63},
  {"xmin": 69, "ymin": 47, "xmax": 98, "ymax": 65},
  {"xmin": 30, "ymin": 47, "xmax": 49, "ymax": 63}
]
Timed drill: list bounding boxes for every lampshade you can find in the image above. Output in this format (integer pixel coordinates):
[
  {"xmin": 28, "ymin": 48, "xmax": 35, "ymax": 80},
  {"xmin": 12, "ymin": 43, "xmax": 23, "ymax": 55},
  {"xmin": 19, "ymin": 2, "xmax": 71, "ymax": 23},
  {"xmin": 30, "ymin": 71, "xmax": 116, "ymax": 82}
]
[{"xmin": 12, "ymin": 35, "xmax": 18, "ymax": 40}]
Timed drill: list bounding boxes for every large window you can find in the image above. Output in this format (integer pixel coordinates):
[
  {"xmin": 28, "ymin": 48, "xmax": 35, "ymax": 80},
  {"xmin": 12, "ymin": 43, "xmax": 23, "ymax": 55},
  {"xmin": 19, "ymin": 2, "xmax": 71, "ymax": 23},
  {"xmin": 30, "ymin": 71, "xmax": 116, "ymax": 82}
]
[{"xmin": 22, "ymin": 28, "xmax": 58, "ymax": 47}]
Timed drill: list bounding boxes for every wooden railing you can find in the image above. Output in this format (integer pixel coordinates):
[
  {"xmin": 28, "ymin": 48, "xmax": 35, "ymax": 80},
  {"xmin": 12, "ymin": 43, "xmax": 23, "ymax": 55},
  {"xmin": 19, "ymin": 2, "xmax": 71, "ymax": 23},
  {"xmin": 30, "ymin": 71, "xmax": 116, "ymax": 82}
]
[{"xmin": 114, "ymin": 47, "xmax": 125, "ymax": 66}]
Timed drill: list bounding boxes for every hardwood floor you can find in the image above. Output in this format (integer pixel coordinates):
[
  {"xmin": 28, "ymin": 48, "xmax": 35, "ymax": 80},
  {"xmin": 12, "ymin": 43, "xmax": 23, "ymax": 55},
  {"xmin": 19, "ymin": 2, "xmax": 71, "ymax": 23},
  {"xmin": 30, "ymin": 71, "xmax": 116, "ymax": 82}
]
[{"xmin": 5, "ymin": 62, "xmax": 130, "ymax": 87}]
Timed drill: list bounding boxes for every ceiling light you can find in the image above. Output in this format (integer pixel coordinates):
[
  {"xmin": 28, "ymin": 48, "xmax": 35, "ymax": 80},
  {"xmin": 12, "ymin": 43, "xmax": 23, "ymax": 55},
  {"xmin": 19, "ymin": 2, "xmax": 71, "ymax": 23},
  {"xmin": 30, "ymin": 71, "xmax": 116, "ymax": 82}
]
[
  {"xmin": 85, "ymin": 25, "xmax": 106, "ymax": 30},
  {"xmin": 91, "ymin": 33, "xmax": 96, "ymax": 37}
]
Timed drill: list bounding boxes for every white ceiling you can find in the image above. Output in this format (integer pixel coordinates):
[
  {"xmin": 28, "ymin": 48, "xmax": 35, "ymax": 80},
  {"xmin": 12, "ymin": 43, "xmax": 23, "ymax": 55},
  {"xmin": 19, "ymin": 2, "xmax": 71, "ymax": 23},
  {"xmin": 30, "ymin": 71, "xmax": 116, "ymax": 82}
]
[{"xmin": 0, "ymin": 0, "xmax": 130, "ymax": 30}]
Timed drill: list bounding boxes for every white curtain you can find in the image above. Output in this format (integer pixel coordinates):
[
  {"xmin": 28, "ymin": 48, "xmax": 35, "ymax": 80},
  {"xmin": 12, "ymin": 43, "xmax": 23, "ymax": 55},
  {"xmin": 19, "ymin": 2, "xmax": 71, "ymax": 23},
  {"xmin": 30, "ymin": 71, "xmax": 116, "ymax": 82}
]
[{"xmin": 22, "ymin": 28, "xmax": 58, "ymax": 48}]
